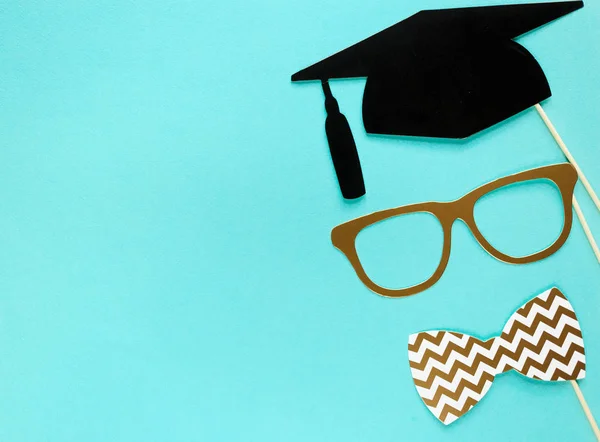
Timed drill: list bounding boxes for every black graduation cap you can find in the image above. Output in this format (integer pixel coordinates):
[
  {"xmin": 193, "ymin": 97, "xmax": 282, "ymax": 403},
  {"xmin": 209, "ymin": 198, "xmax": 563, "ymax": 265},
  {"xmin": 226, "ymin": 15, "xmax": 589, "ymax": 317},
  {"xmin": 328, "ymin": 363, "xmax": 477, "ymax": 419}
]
[{"xmin": 292, "ymin": 1, "xmax": 584, "ymax": 200}]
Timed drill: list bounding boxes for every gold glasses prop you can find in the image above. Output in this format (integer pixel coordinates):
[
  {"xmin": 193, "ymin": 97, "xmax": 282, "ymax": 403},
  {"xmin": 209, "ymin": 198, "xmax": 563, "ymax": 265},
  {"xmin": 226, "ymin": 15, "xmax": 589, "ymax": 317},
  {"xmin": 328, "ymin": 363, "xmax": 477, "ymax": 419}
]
[{"xmin": 331, "ymin": 163, "xmax": 578, "ymax": 298}]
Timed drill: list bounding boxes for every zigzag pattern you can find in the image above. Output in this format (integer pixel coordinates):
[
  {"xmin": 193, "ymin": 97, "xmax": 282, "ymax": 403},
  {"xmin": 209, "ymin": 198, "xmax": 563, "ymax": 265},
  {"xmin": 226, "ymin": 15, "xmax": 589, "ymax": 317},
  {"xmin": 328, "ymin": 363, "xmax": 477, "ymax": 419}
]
[{"xmin": 408, "ymin": 288, "xmax": 586, "ymax": 425}]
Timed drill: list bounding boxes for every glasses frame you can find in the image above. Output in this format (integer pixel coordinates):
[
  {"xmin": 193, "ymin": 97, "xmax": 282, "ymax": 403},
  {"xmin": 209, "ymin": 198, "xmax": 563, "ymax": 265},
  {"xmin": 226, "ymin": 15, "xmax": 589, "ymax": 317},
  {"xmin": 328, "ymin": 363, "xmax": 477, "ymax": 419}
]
[{"xmin": 331, "ymin": 163, "xmax": 578, "ymax": 298}]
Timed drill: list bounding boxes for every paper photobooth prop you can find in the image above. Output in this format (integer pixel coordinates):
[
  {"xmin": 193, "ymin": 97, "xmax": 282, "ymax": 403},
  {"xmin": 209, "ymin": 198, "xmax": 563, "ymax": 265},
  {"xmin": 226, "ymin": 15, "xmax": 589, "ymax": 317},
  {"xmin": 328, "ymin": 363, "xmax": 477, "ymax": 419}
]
[
  {"xmin": 331, "ymin": 163, "xmax": 577, "ymax": 298},
  {"xmin": 407, "ymin": 288, "xmax": 585, "ymax": 425},
  {"xmin": 292, "ymin": 1, "xmax": 583, "ymax": 199}
]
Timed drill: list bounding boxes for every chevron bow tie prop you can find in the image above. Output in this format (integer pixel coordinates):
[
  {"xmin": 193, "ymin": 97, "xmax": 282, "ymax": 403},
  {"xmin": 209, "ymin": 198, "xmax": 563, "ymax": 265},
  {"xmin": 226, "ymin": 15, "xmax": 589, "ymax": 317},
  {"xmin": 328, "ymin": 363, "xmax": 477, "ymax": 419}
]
[{"xmin": 408, "ymin": 288, "xmax": 599, "ymax": 436}]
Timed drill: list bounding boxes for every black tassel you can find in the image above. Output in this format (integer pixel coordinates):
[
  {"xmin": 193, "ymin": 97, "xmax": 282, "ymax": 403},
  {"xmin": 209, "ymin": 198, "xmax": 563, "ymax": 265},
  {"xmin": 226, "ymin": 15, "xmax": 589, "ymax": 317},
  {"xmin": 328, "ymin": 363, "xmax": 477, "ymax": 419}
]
[{"xmin": 322, "ymin": 80, "xmax": 366, "ymax": 200}]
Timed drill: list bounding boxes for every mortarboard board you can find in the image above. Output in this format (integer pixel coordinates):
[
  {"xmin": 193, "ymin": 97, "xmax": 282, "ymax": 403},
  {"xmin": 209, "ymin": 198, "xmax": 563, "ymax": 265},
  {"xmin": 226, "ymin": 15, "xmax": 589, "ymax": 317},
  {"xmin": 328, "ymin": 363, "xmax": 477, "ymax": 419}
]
[{"xmin": 292, "ymin": 1, "xmax": 584, "ymax": 200}]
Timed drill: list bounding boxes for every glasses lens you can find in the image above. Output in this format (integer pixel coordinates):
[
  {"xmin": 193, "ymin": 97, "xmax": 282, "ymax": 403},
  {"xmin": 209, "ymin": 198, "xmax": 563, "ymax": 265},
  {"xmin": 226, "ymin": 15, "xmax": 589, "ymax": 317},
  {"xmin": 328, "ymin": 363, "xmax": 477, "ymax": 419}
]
[
  {"xmin": 355, "ymin": 212, "xmax": 444, "ymax": 290},
  {"xmin": 473, "ymin": 178, "xmax": 565, "ymax": 258}
]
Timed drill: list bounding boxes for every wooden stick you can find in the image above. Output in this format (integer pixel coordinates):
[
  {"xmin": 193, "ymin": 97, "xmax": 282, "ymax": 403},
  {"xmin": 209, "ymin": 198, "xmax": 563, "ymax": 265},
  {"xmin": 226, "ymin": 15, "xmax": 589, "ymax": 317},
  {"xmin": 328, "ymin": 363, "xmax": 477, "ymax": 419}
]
[
  {"xmin": 571, "ymin": 380, "xmax": 600, "ymax": 441},
  {"xmin": 535, "ymin": 105, "xmax": 600, "ymax": 440},
  {"xmin": 535, "ymin": 104, "xmax": 600, "ymax": 213},
  {"xmin": 573, "ymin": 196, "xmax": 600, "ymax": 264}
]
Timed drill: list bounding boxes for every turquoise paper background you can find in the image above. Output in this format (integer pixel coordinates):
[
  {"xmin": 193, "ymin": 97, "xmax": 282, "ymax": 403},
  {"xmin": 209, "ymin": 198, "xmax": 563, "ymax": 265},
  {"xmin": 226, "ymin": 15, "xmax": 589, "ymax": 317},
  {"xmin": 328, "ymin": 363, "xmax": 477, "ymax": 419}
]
[{"xmin": 1, "ymin": 1, "xmax": 599, "ymax": 440}]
